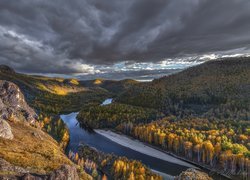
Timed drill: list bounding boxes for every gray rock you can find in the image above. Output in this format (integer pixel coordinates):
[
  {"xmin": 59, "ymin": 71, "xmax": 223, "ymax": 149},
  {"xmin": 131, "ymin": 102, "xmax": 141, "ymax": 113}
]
[
  {"xmin": 48, "ymin": 165, "xmax": 80, "ymax": 180},
  {"xmin": 0, "ymin": 176, "xmax": 18, "ymax": 180},
  {"xmin": 21, "ymin": 174, "xmax": 43, "ymax": 180},
  {"xmin": 0, "ymin": 158, "xmax": 28, "ymax": 175},
  {"xmin": 177, "ymin": 168, "xmax": 212, "ymax": 180},
  {"xmin": 0, "ymin": 158, "xmax": 81, "ymax": 180},
  {"xmin": 0, "ymin": 80, "xmax": 37, "ymax": 124},
  {"xmin": 0, "ymin": 119, "xmax": 13, "ymax": 140},
  {"xmin": 20, "ymin": 165, "xmax": 81, "ymax": 180}
]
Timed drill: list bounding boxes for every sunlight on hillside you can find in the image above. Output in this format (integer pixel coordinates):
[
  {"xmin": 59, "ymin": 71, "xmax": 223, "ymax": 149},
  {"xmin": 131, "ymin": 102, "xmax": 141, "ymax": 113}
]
[
  {"xmin": 34, "ymin": 76, "xmax": 65, "ymax": 83},
  {"xmin": 36, "ymin": 83, "xmax": 68, "ymax": 95},
  {"xmin": 0, "ymin": 121, "xmax": 72, "ymax": 174},
  {"xmin": 94, "ymin": 79, "xmax": 103, "ymax": 85},
  {"xmin": 53, "ymin": 86, "xmax": 68, "ymax": 95},
  {"xmin": 36, "ymin": 83, "xmax": 51, "ymax": 92},
  {"xmin": 69, "ymin": 79, "xmax": 79, "ymax": 85},
  {"xmin": 35, "ymin": 82, "xmax": 85, "ymax": 96}
]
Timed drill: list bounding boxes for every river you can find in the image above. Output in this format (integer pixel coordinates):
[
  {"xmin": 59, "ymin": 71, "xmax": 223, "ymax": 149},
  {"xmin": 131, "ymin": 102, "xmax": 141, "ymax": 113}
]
[{"xmin": 61, "ymin": 112, "xmax": 196, "ymax": 179}]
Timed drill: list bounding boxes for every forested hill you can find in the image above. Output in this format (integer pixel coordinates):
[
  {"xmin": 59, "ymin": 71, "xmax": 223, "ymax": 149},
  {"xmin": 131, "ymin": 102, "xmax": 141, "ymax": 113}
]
[
  {"xmin": 0, "ymin": 66, "xmax": 138, "ymax": 114},
  {"xmin": 79, "ymin": 78, "xmax": 139, "ymax": 94},
  {"xmin": 117, "ymin": 57, "xmax": 250, "ymax": 120},
  {"xmin": 0, "ymin": 69, "xmax": 108, "ymax": 114}
]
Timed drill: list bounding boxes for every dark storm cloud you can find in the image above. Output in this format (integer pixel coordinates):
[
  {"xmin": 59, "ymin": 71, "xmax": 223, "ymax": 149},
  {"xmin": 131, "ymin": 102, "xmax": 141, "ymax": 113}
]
[{"xmin": 0, "ymin": 0, "xmax": 250, "ymax": 73}]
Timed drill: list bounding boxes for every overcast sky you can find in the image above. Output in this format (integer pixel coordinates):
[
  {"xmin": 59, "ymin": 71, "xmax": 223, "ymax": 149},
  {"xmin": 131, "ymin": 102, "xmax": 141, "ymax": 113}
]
[{"xmin": 0, "ymin": 0, "xmax": 250, "ymax": 78}]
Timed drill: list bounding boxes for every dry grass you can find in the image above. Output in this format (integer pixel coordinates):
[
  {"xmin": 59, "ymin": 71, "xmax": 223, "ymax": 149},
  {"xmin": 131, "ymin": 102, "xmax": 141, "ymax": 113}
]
[
  {"xmin": 35, "ymin": 82, "xmax": 84, "ymax": 95},
  {"xmin": 0, "ymin": 121, "xmax": 72, "ymax": 174},
  {"xmin": 52, "ymin": 86, "xmax": 68, "ymax": 95},
  {"xmin": 93, "ymin": 79, "xmax": 103, "ymax": 85},
  {"xmin": 0, "ymin": 71, "xmax": 83, "ymax": 96},
  {"xmin": 69, "ymin": 79, "xmax": 79, "ymax": 85}
]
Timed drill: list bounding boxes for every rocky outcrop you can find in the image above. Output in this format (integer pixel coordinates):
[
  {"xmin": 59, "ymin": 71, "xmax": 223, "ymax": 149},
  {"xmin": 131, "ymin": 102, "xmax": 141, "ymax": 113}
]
[
  {"xmin": 0, "ymin": 80, "xmax": 37, "ymax": 124},
  {"xmin": 48, "ymin": 165, "xmax": 80, "ymax": 180},
  {"xmin": 0, "ymin": 164, "xmax": 81, "ymax": 180},
  {"xmin": 0, "ymin": 158, "xmax": 28, "ymax": 176},
  {"xmin": 177, "ymin": 168, "xmax": 212, "ymax": 180},
  {"xmin": 0, "ymin": 80, "xmax": 83, "ymax": 180},
  {"xmin": 21, "ymin": 174, "xmax": 43, "ymax": 180},
  {"xmin": 0, "ymin": 65, "xmax": 15, "ymax": 74},
  {"xmin": 0, "ymin": 119, "xmax": 13, "ymax": 139}
]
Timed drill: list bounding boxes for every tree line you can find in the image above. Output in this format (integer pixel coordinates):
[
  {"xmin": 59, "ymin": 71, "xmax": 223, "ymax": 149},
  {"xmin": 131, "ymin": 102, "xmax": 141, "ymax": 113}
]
[
  {"xmin": 77, "ymin": 103, "xmax": 163, "ymax": 129},
  {"xmin": 76, "ymin": 145, "xmax": 162, "ymax": 180},
  {"xmin": 117, "ymin": 117, "xmax": 250, "ymax": 179}
]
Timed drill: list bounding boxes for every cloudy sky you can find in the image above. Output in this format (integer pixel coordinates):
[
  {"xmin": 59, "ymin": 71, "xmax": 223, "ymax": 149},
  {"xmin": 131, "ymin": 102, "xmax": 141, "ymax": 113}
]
[{"xmin": 0, "ymin": 0, "xmax": 250, "ymax": 80}]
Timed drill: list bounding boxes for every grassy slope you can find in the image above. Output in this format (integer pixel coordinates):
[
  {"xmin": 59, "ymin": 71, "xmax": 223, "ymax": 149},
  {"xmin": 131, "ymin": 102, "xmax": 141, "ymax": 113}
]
[
  {"xmin": 0, "ymin": 72, "xmax": 83, "ymax": 94},
  {"xmin": 117, "ymin": 57, "xmax": 250, "ymax": 119},
  {"xmin": 0, "ymin": 70, "xmax": 109, "ymax": 151},
  {"xmin": 0, "ymin": 121, "xmax": 72, "ymax": 174},
  {"xmin": 0, "ymin": 71, "xmax": 93, "ymax": 178}
]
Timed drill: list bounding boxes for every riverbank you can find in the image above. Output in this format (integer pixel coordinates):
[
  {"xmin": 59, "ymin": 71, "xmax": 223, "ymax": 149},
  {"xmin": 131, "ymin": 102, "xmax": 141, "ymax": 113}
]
[
  {"xmin": 95, "ymin": 129, "xmax": 231, "ymax": 180},
  {"xmin": 61, "ymin": 112, "xmax": 194, "ymax": 178},
  {"xmin": 95, "ymin": 129, "xmax": 196, "ymax": 168}
]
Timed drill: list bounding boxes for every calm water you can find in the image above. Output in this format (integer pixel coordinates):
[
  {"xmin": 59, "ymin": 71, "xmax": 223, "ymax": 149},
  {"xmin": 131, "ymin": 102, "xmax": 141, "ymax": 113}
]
[
  {"xmin": 61, "ymin": 112, "xmax": 192, "ymax": 177},
  {"xmin": 101, "ymin": 98, "xmax": 113, "ymax": 105}
]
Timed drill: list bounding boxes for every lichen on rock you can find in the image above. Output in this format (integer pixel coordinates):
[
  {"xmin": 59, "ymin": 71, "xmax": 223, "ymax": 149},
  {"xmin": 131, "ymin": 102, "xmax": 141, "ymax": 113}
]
[
  {"xmin": 177, "ymin": 168, "xmax": 213, "ymax": 180},
  {"xmin": 0, "ymin": 158, "xmax": 28, "ymax": 175},
  {"xmin": 0, "ymin": 119, "xmax": 13, "ymax": 140},
  {"xmin": 0, "ymin": 80, "xmax": 37, "ymax": 124},
  {"xmin": 49, "ymin": 165, "xmax": 80, "ymax": 180}
]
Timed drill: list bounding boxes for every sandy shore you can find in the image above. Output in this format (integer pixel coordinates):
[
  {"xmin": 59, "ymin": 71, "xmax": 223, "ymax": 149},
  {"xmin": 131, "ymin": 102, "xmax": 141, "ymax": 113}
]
[{"xmin": 95, "ymin": 129, "xmax": 196, "ymax": 168}]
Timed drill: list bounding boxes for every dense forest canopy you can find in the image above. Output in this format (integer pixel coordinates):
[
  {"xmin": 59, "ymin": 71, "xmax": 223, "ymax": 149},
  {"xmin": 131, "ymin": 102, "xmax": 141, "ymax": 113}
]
[
  {"xmin": 77, "ymin": 103, "xmax": 163, "ymax": 129},
  {"xmin": 1, "ymin": 57, "xmax": 250, "ymax": 179},
  {"xmin": 76, "ymin": 145, "xmax": 162, "ymax": 180},
  {"xmin": 117, "ymin": 58, "xmax": 250, "ymax": 120},
  {"xmin": 77, "ymin": 57, "xmax": 250, "ymax": 179}
]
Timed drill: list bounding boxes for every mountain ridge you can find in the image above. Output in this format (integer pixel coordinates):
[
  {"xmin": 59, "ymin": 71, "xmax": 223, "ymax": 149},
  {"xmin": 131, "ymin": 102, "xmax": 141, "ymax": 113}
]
[{"xmin": 116, "ymin": 57, "xmax": 250, "ymax": 120}]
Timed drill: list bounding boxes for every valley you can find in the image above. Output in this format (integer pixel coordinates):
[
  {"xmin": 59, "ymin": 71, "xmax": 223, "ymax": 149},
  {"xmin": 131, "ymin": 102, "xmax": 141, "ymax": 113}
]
[
  {"xmin": 0, "ymin": 57, "xmax": 250, "ymax": 179},
  {"xmin": 1, "ymin": 2, "xmax": 250, "ymax": 179},
  {"xmin": 76, "ymin": 58, "xmax": 250, "ymax": 180},
  {"xmin": 61, "ymin": 112, "xmax": 193, "ymax": 178}
]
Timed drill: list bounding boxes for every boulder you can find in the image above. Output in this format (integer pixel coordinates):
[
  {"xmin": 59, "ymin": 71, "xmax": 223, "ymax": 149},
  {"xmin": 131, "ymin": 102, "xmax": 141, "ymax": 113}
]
[
  {"xmin": 0, "ymin": 119, "xmax": 13, "ymax": 139},
  {"xmin": 177, "ymin": 168, "xmax": 212, "ymax": 180},
  {"xmin": 20, "ymin": 165, "xmax": 81, "ymax": 180},
  {"xmin": 0, "ymin": 158, "xmax": 28, "ymax": 175},
  {"xmin": 21, "ymin": 174, "xmax": 43, "ymax": 180},
  {"xmin": 0, "ymin": 158, "xmax": 80, "ymax": 180},
  {"xmin": 49, "ymin": 165, "xmax": 80, "ymax": 180},
  {"xmin": 0, "ymin": 80, "xmax": 37, "ymax": 124},
  {"xmin": 0, "ymin": 176, "xmax": 17, "ymax": 180}
]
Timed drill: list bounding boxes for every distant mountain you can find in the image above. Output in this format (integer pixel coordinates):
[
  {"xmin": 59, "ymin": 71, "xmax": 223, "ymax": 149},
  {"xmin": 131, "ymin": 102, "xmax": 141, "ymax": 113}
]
[
  {"xmin": 80, "ymin": 78, "xmax": 139, "ymax": 94},
  {"xmin": 0, "ymin": 66, "xmax": 142, "ymax": 114},
  {"xmin": 117, "ymin": 57, "xmax": 250, "ymax": 120},
  {"xmin": 0, "ymin": 65, "xmax": 85, "ymax": 96},
  {"xmin": 0, "ymin": 67, "xmax": 111, "ymax": 114}
]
